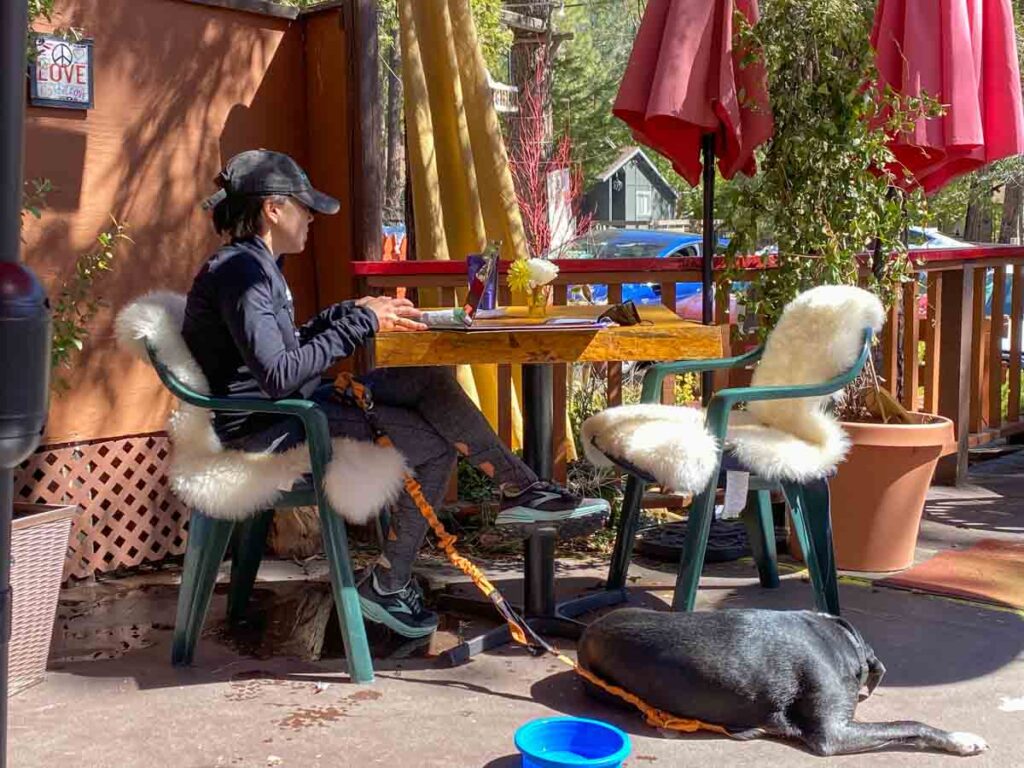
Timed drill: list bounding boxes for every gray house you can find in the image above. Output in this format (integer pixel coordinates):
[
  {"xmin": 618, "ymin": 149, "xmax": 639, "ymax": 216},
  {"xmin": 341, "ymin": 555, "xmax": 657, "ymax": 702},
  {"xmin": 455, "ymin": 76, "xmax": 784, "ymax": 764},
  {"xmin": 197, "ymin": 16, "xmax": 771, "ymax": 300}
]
[{"xmin": 585, "ymin": 146, "xmax": 679, "ymax": 224}]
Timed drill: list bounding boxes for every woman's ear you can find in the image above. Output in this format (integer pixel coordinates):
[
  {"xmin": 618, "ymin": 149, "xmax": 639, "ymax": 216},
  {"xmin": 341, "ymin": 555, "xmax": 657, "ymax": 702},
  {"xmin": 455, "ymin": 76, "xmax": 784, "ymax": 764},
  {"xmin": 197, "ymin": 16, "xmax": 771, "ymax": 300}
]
[{"xmin": 262, "ymin": 196, "xmax": 282, "ymax": 226}]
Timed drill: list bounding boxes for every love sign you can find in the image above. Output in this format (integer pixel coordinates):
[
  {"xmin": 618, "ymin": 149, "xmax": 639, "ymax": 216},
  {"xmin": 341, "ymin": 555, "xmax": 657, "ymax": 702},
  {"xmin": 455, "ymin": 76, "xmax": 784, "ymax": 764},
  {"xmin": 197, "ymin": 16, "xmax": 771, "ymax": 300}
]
[{"xmin": 29, "ymin": 35, "xmax": 94, "ymax": 110}]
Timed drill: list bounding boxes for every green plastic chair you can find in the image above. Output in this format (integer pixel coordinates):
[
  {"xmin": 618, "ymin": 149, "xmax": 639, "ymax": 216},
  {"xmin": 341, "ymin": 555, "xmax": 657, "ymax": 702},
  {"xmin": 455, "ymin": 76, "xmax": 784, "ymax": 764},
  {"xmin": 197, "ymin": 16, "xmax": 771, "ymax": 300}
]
[
  {"xmin": 147, "ymin": 344, "xmax": 375, "ymax": 684},
  {"xmin": 605, "ymin": 328, "xmax": 874, "ymax": 616}
]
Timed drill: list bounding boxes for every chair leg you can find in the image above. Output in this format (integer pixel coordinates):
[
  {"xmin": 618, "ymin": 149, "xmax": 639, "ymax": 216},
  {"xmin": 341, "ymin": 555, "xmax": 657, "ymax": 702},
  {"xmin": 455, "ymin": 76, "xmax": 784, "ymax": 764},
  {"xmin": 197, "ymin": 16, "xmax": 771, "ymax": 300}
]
[
  {"xmin": 606, "ymin": 474, "xmax": 645, "ymax": 591},
  {"xmin": 172, "ymin": 511, "xmax": 235, "ymax": 666},
  {"xmin": 741, "ymin": 489, "xmax": 780, "ymax": 589},
  {"xmin": 782, "ymin": 481, "xmax": 840, "ymax": 615},
  {"xmin": 318, "ymin": 504, "xmax": 374, "ymax": 684},
  {"xmin": 228, "ymin": 509, "xmax": 273, "ymax": 625},
  {"xmin": 801, "ymin": 478, "xmax": 840, "ymax": 615},
  {"xmin": 671, "ymin": 483, "xmax": 718, "ymax": 611}
]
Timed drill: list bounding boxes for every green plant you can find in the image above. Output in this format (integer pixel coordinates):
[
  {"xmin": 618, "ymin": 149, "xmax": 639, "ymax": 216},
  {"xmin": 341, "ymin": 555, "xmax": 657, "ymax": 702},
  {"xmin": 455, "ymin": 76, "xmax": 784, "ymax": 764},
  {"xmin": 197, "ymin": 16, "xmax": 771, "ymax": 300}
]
[
  {"xmin": 27, "ymin": 0, "xmax": 54, "ymax": 58},
  {"xmin": 20, "ymin": 178, "xmax": 51, "ymax": 230},
  {"xmin": 721, "ymin": 0, "xmax": 935, "ymax": 329},
  {"xmin": 456, "ymin": 457, "xmax": 497, "ymax": 504},
  {"xmin": 50, "ymin": 217, "xmax": 132, "ymax": 391}
]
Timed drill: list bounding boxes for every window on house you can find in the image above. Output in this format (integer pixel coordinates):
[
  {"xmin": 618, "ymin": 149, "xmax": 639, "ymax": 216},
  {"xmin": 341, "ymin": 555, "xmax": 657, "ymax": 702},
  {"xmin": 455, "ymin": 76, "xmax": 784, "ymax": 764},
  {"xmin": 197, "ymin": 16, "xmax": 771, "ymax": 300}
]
[{"xmin": 636, "ymin": 189, "xmax": 652, "ymax": 218}]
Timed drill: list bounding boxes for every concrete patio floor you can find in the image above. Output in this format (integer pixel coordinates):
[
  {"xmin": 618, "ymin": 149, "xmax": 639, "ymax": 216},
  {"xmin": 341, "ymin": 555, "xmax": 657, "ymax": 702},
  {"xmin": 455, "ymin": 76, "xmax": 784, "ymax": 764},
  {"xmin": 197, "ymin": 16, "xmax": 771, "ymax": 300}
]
[{"xmin": 9, "ymin": 452, "xmax": 1024, "ymax": 767}]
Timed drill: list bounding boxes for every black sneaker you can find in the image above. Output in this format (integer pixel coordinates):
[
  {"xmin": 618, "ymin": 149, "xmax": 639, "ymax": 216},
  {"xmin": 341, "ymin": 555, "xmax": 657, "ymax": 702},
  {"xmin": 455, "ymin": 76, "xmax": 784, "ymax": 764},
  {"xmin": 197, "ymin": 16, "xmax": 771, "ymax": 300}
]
[
  {"xmin": 496, "ymin": 481, "xmax": 610, "ymax": 538},
  {"xmin": 357, "ymin": 568, "xmax": 439, "ymax": 639}
]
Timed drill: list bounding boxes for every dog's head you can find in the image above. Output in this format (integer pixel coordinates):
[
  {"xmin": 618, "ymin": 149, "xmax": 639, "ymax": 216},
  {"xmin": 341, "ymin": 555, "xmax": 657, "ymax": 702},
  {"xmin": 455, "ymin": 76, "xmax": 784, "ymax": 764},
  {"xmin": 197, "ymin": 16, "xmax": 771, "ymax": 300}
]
[{"xmin": 830, "ymin": 616, "xmax": 886, "ymax": 701}]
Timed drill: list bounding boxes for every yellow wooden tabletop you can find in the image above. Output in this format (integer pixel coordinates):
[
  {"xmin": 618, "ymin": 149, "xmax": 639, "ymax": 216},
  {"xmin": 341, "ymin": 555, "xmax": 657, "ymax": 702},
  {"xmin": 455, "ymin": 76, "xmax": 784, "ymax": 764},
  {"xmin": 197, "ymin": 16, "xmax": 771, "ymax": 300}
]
[{"xmin": 371, "ymin": 304, "xmax": 724, "ymax": 367}]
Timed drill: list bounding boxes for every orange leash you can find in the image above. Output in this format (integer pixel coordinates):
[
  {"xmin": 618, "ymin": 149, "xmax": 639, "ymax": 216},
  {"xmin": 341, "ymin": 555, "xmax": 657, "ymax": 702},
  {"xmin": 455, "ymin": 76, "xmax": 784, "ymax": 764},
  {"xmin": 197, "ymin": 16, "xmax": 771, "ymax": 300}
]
[{"xmin": 334, "ymin": 373, "xmax": 728, "ymax": 736}]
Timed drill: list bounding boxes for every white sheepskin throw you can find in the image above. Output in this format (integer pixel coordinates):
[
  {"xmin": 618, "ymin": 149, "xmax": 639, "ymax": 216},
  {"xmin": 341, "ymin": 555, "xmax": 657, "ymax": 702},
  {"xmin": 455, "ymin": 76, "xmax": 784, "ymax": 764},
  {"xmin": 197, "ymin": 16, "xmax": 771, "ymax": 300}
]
[
  {"xmin": 733, "ymin": 285, "xmax": 885, "ymax": 481},
  {"xmin": 581, "ymin": 404, "xmax": 719, "ymax": 494},
  {"xmin": 115, "ymin": 292, "xmax": 407, "ymax": 524},
  {"xmin": 580, "ymin": 286, "xmax": 884, "ymax": 488}
]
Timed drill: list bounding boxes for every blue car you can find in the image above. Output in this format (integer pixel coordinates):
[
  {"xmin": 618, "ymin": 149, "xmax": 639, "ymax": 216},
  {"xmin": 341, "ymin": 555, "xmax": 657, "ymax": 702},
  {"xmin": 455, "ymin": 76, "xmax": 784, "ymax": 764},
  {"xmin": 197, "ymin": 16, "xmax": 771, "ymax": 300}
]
[{"xmin": 554, "ymin": 229, "xmax": 734, "ymax": 320}]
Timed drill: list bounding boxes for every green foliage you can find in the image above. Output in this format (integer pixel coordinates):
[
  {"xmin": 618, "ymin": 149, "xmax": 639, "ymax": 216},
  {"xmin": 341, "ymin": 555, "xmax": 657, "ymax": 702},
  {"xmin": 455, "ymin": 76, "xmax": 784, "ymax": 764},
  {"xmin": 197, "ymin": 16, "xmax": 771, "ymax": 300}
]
[
  {"xmin": 26, "ymin": 0, "xmax": 54, "ymax": 59},
  {"xmin": 375, "ymin": 0, "xmax": 510, "ymax": 77},
  {"xmin": 720, "ymin": 0, "xmax": 930, "ymax": 326},
  {"xmin": 20, "ymin": 178, "xmax": 51, "ymax": 229},
  {"xmin": 551, "ymin": 3, "xmax": 643, "ymax": 184},
  {"xmin": 456, "ymin": 457, "xmax": 497, "ymax": 504},
  {"xmin": 469, "ymin": 0, "xmax": 511, "ymax": 75},
  {"xmin": 50, "ymin": 218, "xmax": 132, "ymax": 391}
]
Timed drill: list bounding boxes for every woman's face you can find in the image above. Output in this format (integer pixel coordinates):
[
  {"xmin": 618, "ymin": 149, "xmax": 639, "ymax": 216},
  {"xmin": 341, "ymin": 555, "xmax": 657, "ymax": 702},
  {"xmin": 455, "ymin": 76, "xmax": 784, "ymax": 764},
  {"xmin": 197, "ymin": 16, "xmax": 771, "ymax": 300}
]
[{"xmin": 264, "ymin": 195, "xmax": 313, "ymax": 254}]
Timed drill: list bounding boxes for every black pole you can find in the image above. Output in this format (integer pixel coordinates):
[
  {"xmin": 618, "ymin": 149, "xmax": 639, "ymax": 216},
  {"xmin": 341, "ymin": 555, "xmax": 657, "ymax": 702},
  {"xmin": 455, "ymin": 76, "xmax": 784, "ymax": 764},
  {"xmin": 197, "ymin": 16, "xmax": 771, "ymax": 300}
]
[
  {"xmin": 522, "ymin": 363, "xmax": 553, "ymax": 479},
  {"xmin": 1, "ymin": 6, "xmax": 50, "ymax": 767},
  {"xmin": 701, "ymin": 133, "xmax": 716, "ymax": 405},
  {"xmin": 0, "ymin": 0, "xmax": 28, "ymax": 756},
  {"xmin": 2, "ymin": 5, "xmax": 28, "ymax": 266}
]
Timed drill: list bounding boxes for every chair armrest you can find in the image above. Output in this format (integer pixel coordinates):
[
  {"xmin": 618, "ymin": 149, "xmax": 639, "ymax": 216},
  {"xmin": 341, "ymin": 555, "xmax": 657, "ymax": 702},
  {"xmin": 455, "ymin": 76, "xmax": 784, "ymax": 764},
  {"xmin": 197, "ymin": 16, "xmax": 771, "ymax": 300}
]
[
  {"xmin": 702, "ymin": 329, "xmax": 874, "ymax": 441},
  {"xmin": 147, "ymin": 345, "xmax": 333, "ymax": 460},
  {"xmin": 640, "ymin": 345, "xmax": 765, "ymax": 403}
]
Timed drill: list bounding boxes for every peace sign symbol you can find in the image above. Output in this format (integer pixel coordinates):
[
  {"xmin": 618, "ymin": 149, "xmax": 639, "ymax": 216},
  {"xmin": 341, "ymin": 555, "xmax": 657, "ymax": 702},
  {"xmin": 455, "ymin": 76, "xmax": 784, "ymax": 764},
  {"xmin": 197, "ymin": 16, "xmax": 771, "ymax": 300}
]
[{"xmin": 52, "ymin": 43, "xmax": 74, "ymax": 67}]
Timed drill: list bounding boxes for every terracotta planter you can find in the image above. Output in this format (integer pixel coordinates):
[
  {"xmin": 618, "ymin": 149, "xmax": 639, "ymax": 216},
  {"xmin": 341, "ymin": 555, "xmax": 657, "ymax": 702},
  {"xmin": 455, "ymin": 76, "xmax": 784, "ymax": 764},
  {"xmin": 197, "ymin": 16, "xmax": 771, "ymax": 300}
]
[{"xmin": 790, "ymin": 413, "xmax": 955, "ymax": 573}]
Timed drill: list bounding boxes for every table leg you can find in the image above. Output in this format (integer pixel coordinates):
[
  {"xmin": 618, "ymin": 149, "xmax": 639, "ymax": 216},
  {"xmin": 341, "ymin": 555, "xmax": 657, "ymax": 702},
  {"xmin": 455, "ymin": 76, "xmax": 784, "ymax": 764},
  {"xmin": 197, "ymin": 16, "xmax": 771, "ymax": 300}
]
[
  {"xmin": 522, "ymin": 363, "xmax": 553, "ymax": 479},
  {"xmin": 440, "ymin": 361, "xmax": 633, "ymax": 668}
]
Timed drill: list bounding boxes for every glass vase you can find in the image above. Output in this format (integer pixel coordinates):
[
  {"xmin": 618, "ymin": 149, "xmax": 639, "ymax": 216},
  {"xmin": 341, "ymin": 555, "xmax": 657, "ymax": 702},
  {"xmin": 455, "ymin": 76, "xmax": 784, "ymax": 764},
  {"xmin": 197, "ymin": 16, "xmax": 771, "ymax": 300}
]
[{"xmin": 527, "ymin": 285, "xmax": 551, "ymax": 318}]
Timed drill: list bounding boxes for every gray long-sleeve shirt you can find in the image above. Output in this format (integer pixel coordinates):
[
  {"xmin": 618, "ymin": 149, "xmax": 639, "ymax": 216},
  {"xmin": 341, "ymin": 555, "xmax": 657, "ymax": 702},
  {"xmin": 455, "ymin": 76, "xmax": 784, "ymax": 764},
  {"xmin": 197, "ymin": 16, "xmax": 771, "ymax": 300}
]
[{"xmin": 182, "ymin": 235, "xmax": 378, "ymax": 442}]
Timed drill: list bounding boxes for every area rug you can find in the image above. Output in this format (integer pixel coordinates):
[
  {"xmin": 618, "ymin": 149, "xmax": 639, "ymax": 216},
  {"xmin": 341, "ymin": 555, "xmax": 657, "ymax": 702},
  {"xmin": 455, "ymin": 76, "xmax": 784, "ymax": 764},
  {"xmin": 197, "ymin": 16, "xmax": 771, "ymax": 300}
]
[{"xmin": 879, "ymin": 539, "xmax": 1024, "ymax": 610}]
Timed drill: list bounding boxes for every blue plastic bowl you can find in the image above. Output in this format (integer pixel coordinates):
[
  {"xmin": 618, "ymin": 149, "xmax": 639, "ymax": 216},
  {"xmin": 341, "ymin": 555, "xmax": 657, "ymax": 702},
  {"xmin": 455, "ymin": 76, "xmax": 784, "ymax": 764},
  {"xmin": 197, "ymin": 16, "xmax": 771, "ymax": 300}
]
[{"xmin": 514, "ymin": 717, "xmax": 631, "ymax": 768}]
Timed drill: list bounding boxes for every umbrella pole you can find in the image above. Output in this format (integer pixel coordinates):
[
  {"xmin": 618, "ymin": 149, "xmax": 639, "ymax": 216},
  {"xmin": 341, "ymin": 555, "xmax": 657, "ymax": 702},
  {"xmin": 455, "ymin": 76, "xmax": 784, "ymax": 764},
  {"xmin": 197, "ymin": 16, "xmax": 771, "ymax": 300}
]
[{"xmin": 701, "ymin": 133, "xmax": 716, "ymax": 405}]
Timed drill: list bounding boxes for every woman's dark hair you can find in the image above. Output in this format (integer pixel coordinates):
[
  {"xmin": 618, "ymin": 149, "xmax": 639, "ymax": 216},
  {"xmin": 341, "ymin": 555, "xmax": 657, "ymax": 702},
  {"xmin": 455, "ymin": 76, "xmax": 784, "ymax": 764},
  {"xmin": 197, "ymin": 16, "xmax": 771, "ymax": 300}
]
[{"xmin": 211, "ymin": 194, "xmax": 287, "ymax": 239}]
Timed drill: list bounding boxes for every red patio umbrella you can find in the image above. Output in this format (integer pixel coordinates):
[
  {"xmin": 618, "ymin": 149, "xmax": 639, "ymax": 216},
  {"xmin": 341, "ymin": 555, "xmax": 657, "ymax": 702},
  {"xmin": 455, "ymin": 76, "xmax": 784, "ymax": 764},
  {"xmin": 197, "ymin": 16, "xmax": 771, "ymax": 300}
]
[
  {"xmin": 613, "ymin": 0, "xmax": 773, "ymax": 339},
  {"xmin": 872, "ymin": 0, "xmax": 1024, "ymax": 194}
]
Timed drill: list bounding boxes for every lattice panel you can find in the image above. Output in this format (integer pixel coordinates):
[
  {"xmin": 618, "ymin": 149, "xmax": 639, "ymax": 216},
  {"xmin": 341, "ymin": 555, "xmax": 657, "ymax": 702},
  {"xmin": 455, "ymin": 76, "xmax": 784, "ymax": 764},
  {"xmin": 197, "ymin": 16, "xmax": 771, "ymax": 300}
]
[{"xmin": 14, "ymin": 434, "xmax": 190, "ymax": 580}]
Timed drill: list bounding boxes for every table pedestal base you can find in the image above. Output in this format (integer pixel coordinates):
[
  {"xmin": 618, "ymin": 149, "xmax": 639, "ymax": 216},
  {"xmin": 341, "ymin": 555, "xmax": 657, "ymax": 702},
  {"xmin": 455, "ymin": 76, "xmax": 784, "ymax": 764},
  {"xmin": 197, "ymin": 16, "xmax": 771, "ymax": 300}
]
[{"xmin": 440, "ymin": 525, "xmax": 628, "ymax": 666}]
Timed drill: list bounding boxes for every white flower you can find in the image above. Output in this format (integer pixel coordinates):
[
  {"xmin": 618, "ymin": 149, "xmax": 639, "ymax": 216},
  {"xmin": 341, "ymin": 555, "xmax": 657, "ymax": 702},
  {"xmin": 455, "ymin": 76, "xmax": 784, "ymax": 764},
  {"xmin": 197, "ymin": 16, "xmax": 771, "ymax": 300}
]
[{"xmin": 526, "ymin": 258, "xmax": 558, "ymax": 288}]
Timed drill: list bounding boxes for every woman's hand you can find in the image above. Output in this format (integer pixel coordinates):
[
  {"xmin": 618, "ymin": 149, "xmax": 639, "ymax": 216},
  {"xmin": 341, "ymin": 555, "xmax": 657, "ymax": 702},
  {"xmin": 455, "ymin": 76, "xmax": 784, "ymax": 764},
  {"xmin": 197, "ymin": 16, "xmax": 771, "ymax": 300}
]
[{"xmin": 356, "ymin": 295, "xmax": 427, "ymax": 332}]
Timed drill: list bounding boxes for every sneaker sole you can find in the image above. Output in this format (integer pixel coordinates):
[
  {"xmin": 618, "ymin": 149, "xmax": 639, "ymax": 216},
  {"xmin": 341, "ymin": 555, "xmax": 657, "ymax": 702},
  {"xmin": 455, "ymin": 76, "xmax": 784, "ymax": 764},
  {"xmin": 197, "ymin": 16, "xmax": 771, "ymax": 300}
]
[
  {"xmin": 358, "ymin": 594, "xmax": 438, "ymax": 639},
  {"xmin": 494, "ymin": 509, "xmax": 609, "ymax": 542}
]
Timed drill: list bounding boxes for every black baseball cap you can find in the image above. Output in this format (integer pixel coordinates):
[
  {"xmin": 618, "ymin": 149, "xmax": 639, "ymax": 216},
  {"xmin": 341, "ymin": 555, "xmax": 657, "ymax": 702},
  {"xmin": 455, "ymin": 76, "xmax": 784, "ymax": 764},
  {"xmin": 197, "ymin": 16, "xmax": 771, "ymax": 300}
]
[{"xmin": 201, "ymin": 149, "xmax": 340, "ymax": 214}]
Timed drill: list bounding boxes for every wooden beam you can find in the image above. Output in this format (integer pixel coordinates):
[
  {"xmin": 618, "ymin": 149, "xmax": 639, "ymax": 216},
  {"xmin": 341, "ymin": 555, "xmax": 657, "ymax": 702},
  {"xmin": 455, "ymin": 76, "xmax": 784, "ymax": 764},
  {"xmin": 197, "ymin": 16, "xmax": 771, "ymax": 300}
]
[
  {"xmin": 345, "ymin": 0, "xmax": 383, "ymax": 264},
  {"xmin": 969, "ymin": 268, "xmax": 986, "ymax": 432},
  {"xmin": 181, "ymin": 0, "xmax": 298, "ymax": 20},
  {"xmin": 923, "ymin": 272, "xmax": 943, "ymax": 413},
  {"xmin": 1010, "ymin": 267, "xmax": 1023, "ymax": 422},
  {"xmin": 660, "ymin": 281, "xmax": 677, "ymax": 404},
  {"xmin": 607, "ymin": 283, "xmax": 623, "ymax": 407},
  {"xmin": 499, "ymin": 9, "xmax": 547, "ymax": 32},
  {"xmin": 935, "ymin": 266, "xmax": 975, "ymax": 486},
  {"xmin": 552, "ymin": 284, "xmax": 569, "ymax": 483},
  {"xmin": 901, "ymin": 280, "xmax": 920, "ymax": 411},
  {"xmin": 880, "ymin": 302, "xmax": 900, "ymax": 395},
  {"xmin": 988, "ymin": 265, "xmax": 1006, "ymax": 429}
]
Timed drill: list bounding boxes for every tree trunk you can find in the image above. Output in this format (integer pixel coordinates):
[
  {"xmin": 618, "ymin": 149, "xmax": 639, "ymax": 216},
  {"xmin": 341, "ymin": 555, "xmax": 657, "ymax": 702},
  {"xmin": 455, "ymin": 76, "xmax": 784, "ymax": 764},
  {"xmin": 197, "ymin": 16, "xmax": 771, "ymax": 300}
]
[
  {"xmin": 964, "ymin": 180, "xmax": 994, "ymax": 243},
  {"xmin": 384, "ymin": 24, "xmax": 405, "ymax": 222},
  {"xmin": 999, "ymin": 181, "xmax": 1023, "ymax": 244},
  {"xmin": 506, "ymin": 2, "xmax": 552, "ymax": 162}
]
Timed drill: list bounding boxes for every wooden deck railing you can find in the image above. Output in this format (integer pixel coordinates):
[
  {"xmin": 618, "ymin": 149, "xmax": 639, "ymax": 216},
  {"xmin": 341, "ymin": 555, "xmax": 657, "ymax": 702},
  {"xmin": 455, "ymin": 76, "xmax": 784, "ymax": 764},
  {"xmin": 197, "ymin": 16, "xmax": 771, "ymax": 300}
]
[
  {"xmin": 875, "ymin": 246, "xmax": 1024, "ymax": 483},
  {"xmin": 354, "ymin": 245, "xmax": 1024, "ymax": 486}
]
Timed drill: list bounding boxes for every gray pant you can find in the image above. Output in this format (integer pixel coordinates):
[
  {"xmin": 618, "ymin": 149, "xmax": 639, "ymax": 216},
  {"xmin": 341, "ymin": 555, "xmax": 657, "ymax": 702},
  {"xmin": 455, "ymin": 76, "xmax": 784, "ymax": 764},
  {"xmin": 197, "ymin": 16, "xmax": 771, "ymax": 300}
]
[{"xmin": 228, "ymin": 367, "xmax": 537, "ymax": 590}]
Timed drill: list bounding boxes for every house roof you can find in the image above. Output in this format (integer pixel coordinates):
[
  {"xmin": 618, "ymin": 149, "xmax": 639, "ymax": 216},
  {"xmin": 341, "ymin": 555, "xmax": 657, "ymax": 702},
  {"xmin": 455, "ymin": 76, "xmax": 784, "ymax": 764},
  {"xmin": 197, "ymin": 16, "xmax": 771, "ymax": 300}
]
[{"xmin": 595, "ymin": 146, "xmax": 679, "ymax": 201}]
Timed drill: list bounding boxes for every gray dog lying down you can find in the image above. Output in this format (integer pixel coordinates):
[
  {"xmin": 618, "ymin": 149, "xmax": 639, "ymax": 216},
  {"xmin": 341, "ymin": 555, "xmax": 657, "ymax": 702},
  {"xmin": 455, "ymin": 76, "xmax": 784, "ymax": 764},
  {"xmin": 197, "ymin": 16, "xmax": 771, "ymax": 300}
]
[{"xmin": 577, "ymin": 608, "xmax": 988, "ymax": 757}]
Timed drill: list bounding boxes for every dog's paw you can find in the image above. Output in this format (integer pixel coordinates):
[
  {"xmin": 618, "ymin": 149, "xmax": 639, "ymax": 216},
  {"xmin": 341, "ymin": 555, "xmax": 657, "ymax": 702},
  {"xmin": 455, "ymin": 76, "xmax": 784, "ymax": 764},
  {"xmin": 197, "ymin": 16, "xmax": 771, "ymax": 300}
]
[{"xmin": 947, "ymin": 732, "xmax": 989, "ymax": 756}]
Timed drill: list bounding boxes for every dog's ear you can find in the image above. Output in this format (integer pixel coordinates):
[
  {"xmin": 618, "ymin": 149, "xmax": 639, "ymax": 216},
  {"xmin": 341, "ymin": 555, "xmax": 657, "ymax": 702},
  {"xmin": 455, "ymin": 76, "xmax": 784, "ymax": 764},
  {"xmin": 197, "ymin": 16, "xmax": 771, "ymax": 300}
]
[
  {"xmin": 863, "ymin": 655, "xmax": 886, "ymax": 700},
  {"xmin": 828, "ymin": 616, "xmax": 885, "ymax": 700}
]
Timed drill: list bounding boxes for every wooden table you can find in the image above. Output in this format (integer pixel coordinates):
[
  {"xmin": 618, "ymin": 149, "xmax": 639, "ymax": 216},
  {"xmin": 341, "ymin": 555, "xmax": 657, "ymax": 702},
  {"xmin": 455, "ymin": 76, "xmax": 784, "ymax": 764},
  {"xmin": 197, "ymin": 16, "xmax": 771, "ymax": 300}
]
[
  {"xmin": 370, "ymin": 303, "xmax": 723, "ymax": 477},
  {"xmin": 371, "ymin": 304, "xmax": 723, "ymax": 368},
  {"xmin": 366, "ymin": 303, "xmax": 724, "ymax": 664}
]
